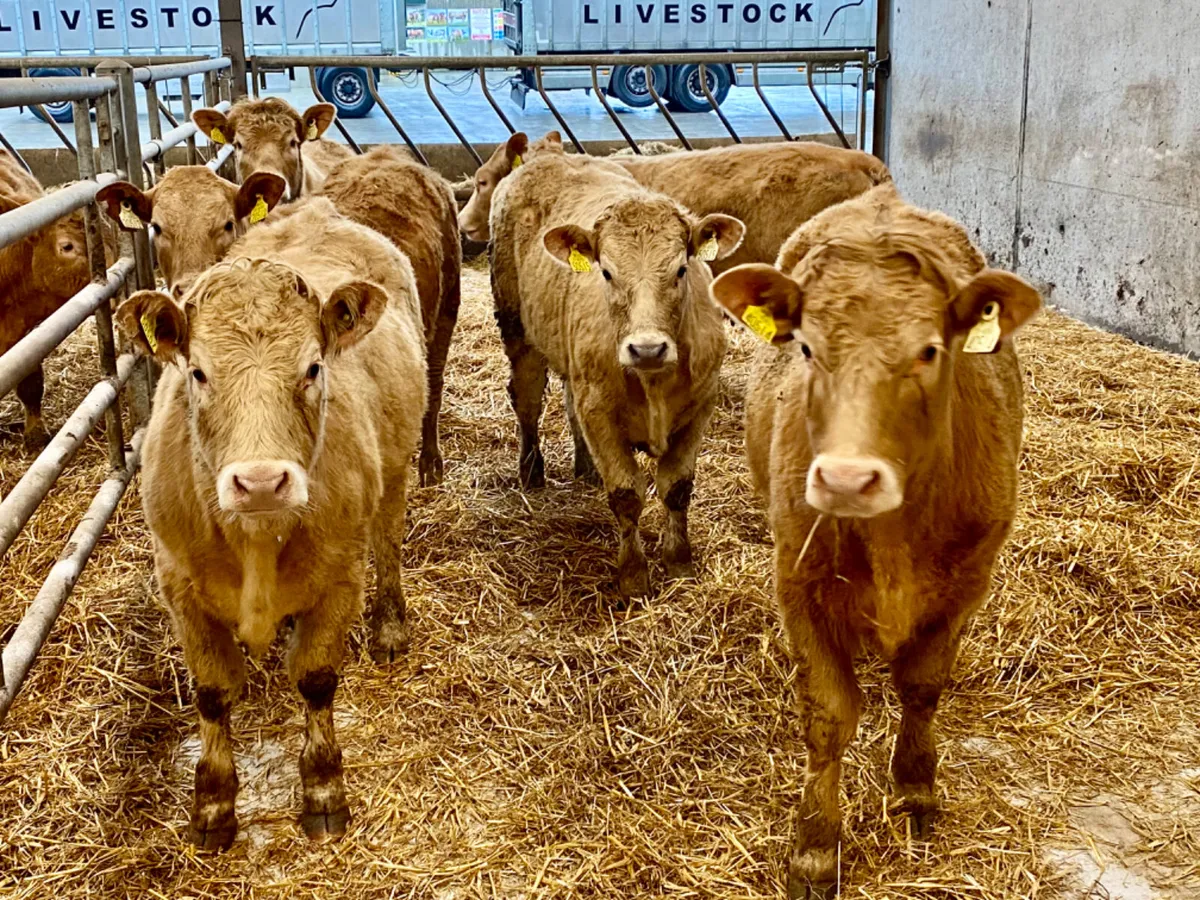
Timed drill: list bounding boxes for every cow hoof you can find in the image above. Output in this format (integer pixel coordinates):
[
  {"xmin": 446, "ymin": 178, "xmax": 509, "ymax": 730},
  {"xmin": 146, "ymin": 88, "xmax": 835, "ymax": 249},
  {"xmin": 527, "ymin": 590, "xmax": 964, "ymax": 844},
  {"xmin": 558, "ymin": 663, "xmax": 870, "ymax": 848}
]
[
  {"xmin": 188, "ymin": 812, "xmax": 237, "ymax": 852},
  {"xmin": 418, "ymin": 452, "xmax": 444, "ymax": 487},
  {"xmin": 787, "ymin": 874, "xmax": 838, "ymax": 899},
  {"xmin": 301, "ymin": 806, "xmax": 351, "ymax": 841},
  {"xmin": 893, "ymin": 784, "xmax": 937, "ymax": 838},
  {"xmin": 665, "ymin": 560, "xmax": 697, "ymax": 581},
  {"xmin": 519, "ymin": 450, "xmax": 545, "ymax": 490},
  {"xmin": 618, "ymin": 561, "xmax": 650, "ymax": 599},
  {"xmin": 22, "ymin": 426, "xmax": 49, "ymax": 454},
  {"xmin": 911, "ymin": 809, "xmax": 936, "ymax": 840},
  {"xmin": 370, "ymin": 617, "xmax": 410, "ymax": 665}
]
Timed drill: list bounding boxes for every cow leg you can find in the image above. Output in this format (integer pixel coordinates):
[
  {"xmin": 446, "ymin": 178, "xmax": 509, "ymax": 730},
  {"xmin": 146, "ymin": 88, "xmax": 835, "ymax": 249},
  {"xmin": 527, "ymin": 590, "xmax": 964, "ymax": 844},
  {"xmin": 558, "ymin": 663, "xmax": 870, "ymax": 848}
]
[
  {"xmin": 163, "ymin": 570, "xmax": 246, "ymax": 851},
  {"xmin": 16, "ymin": 365, "xmax": 48, "ymax": 451},
  {"xmin": 889, "ymin": 622, "xmax": 963, "ymax": 838},
  {"xmin": 564, "ymin": 381, "xmax": 598, "ymax": 484},
  {"xmin": 495, "ymin": 308, "xmax": 548, "ymax": 489},
  {"xmin": 779, "ymin": 558, "xmax": 861, "ymax": 898},
  {"xmin": 369, "ymin": 469, "xmax": 409, "ymax": 664},
  {"xmin": 655, "ymin": 404, "xmax": 712, "ymax": 580},
  {"xmin": 419, "ymin": 265, "xmax": 460, "ymax": 487},
  {"xmin": 288, "ymin": 580, "xmax": 358, "ymax": 840}
]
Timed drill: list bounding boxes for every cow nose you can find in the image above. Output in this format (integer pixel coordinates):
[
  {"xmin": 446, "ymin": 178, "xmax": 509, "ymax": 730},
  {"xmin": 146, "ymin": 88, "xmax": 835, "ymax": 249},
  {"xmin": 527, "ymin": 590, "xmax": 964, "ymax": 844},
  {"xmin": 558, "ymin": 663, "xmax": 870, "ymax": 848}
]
[
  {"xmin": 220, "ymin": 461, "xmax": 301, "ymax": 512},
  {"xmin": 813, "ymin": 459, "xmax": 882, "ymax": 496},
  {"xmin": 233, "ymin": 468, "xmax": 287, "ymax": 498},
  {"xmin": 628, "ymin": 341, "xmax": 669, "ymax": 362}
]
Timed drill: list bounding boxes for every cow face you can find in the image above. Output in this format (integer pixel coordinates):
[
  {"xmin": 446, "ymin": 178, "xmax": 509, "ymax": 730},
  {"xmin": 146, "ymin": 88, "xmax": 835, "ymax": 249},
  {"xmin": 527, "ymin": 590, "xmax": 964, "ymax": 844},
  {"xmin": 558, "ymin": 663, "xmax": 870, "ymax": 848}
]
[
  {"xmin": 31, "ymin": 208, "xmax": 89, "ymax": 299},
  {"xmin": 711, "ymin": 239, "xmax": 1041, "ymax": 518},
  {"xmin": 544, "ymin": 200, "xmax": 743, "ymax": 372},
  {"xmin": 117, "ymin": 259, "xmax": 387, "ymax": 527},
  {"xmin": 458, "ymin": 131, "xmax": 564, "ymax": 241}
]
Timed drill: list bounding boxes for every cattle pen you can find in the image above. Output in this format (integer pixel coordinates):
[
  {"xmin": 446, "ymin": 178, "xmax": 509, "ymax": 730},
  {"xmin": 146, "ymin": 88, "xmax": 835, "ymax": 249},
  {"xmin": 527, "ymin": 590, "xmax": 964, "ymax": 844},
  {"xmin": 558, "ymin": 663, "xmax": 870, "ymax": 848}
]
[{"xmin": 1, "ymin": 35, "xmax": 1199, "ymax": 900}]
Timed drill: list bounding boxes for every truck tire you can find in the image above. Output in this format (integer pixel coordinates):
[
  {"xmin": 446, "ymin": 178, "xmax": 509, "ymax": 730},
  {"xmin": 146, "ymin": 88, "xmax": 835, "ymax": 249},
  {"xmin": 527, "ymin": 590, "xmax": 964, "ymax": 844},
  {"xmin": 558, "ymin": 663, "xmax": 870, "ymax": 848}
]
[
  {"xmin": 317, "ymin": 66, "xmax": 377, "ymax": 119},
  {"xmin": 609, "ymin": 65, "xmax": 668, "ymax": 109},
  {"xmin": 669, "ymin": 63, "xmax": 731, "ymax": 113},
  {"xmin": 28, "ymin": 68, "xmax": 80, "ymax": 123}
]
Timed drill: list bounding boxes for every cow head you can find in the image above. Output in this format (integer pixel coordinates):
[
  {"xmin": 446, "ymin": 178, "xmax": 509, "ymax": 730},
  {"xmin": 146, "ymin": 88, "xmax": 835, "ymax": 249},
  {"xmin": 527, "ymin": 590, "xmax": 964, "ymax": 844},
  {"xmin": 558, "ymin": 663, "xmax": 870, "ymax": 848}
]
[
  {"xmin": 711, "ymin": 232, "xmax": 1041, "ymax": 518},
  {"xmin": 97, "ymin": 168, "xmax": 285, "ymax": 298},
  {"xmin": 116, "ymin": 259, "xmax": 387, "ymax": 526},
  {"xmin": 544, "ymin": 199, "xmax": 743, "ymax": 372},
  {"xmin": 193, "ymin": 98, "xmax": 336, "ymax": 201},
  {"xmin": 458, "ymin": 130, "xmax": 563, "ymax": 241},
  {"xmin": 29, "ymin": 205, "xmax": 89, "ymax": 299}
]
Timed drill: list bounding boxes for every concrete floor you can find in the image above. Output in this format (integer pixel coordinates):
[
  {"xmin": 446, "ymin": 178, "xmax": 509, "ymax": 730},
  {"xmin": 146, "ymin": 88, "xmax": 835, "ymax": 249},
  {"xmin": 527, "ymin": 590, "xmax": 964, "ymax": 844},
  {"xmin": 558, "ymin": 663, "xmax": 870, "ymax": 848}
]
[{"xmin": 0, "ymin": 68, "xmax": 869, "ymax": 151}]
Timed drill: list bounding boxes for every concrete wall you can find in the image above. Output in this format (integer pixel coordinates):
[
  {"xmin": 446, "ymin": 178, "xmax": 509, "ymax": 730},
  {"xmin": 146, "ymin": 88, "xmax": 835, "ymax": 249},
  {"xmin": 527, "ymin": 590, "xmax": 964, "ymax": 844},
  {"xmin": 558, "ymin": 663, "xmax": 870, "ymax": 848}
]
[{"xmin": 886, "ymin": 0, "xmax": 1200, "ymax": 356}]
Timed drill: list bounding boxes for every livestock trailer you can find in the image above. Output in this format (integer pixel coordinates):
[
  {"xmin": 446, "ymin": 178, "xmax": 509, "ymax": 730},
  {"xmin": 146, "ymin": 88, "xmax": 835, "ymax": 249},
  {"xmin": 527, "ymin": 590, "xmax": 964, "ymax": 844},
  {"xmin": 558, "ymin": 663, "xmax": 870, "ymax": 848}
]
[{"xmin": 502, "ymin": 0, "xmax": 876, "ymax": 110}]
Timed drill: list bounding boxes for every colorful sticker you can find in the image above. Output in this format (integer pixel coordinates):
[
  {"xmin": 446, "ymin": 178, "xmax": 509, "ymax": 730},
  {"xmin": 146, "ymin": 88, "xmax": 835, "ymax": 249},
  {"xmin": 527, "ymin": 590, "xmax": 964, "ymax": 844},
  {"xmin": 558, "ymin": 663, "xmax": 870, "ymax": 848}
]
[
  {"xmin": 306, "ymin": 120, "xmax": 319, "ymax": 141},
  {"xmin": 139, "ymin": 311, "xmax": 159, "ymax": 353},
  {"xmin": 963, "ymin": 301, "xmax": 1001, "ymax": 353},
  {"xmin": 742, "ymin": 305, "xmax": 777, "ymax": 342},
  {"xmin": 696, "ymin": 236, "xmax": 719, "ymax": 262},
  {"xmin": 118, "ymin": 200, "xmax": 143, "ymax": 230},
  {"xmin": 249, "ymin": 194, "xmax": 269, "ymax": 224},
  {"xmin": 209, "ymin": 126, "xmax": 226, "ymax": 144},
  {"xmin": 511, "ymin": 153, "xmax": 523, "ymax": 169},
  {"xmin": 568, "ymin": 247, "xmax": 592, "ymax": 273}
]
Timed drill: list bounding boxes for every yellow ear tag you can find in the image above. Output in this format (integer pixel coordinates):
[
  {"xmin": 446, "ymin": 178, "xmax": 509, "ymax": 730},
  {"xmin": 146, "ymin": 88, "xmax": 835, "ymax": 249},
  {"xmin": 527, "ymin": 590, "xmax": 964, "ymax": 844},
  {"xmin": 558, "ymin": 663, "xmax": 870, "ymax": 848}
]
[
  {"xmin": 963, "ymin": 301, "xmax": 1002, "ymax": 354},
  {"xmin": 568, "ymin": 247, "xmax": 592, "ymax": 273},
  {"xmin": 742, "ymin": 305, "xmax": 778, "ymax": 342},
  {"xmin": 306, "ymin": 120, "xmax": 319, "ymax": 141},
  {"xmin": 249, "ymin": 194, "xmax": 268, "ymax": 224},
  {"xmin": 209, "ymin": 126, "xmax": 226, "ymax": 144},
  {"xmin": 511, "ymin": 153, "xmax": 523, "ymax": 169},
  {"xmin": 696, "ymin": 235, "xmax": 719, "ymax": 262},
  {"xmin": 139, "ymin": 312, "xmax": 159, "ymax": 354},
  {"xmin": 118, "ymin": 200, "xmax": 143, "ymax": 230}
]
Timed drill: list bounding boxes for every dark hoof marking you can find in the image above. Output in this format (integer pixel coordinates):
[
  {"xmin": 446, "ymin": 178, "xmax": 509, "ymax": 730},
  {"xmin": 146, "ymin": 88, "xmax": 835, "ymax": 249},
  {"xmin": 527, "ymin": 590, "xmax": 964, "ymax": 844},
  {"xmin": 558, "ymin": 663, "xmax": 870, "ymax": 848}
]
[
  {"xmin": 519, "ymin": 448, "xmax": 545, "ymax": 490},
  {"xmin": 23, "ymin": 427, "xmax": 49, "ymax": 454},
  {"xmin": 301, "ymin": 806, "xmax": 351, "ymax": 841},
  {"xmin": 370, "ymin": 616, "xmax": 410, "ymax": 665},
  {"xmin": 188, "ymin": 812, "xmax": 237, "ymax": 852},
  {"xmin": 787, "ymin": 874, "xmax": 838, "ymax": 899},
  {"xmin": 419, "ymin": 450, "xmax": 444, "ymax": 487},
  {"xmin": 617, "ymin": 560, "xmax": 650, "ymax": 599},
  {"xmin": 665, "ymin": 560, "xmax": 698, "ymax": 581}
]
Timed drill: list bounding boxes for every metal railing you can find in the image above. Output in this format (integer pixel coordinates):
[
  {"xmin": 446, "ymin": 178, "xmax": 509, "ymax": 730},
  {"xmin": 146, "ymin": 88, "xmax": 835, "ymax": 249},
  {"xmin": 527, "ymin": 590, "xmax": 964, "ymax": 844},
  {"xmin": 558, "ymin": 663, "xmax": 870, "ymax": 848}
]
[
  {"xmin": 0, "ymin": 57, "xmax": 234, "ymax": 722},
  {"xmin": 249, "ymin": 50, "xmax": 873, "ymax": 165}
]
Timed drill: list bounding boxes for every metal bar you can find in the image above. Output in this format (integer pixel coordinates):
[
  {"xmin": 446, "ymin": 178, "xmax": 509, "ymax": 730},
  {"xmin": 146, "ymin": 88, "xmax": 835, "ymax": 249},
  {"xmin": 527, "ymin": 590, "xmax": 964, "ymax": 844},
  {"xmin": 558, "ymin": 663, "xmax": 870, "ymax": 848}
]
[
  {"xmin": 207, "ymin": 144, "xmax": 236, "ymax": 172},
  {"xmin": 108, "ymin": 64, "xmax": 155, "ymax": 293},
  {"xmin": 143, "ymin": 80, "xmax": 165, "ymax": 178},
  {"xmin": 250, "ymin": 56, "xmax": 261, "ymax": 98},
  {"xmin": 157, "ymin": 98, "xmax": 181, "ymax": 129},
  {"xmin": 366, "ymin": 69, "xmax": 428, "ymax": 166},
  {"xmin": 0, "ymin": 258, "xmax": 136, "ymax": 400},
  {"xmin": 533, "ymin": 67, "xmax": 583, "ymax": 155},
  {"xmin": 0, "ymin": 134, "xmax": 33, "ymax": 173},
  {"xmin": 307, "ymin": 67, "xmax": 362, "ymax": 154},
  {"xmin": 0, "ymin": 77, "xmax": 118, "ymax": 108},
  {"xmin": 645, "ymin": 65, "xmax": 691, "ymax": 151},
  {"xmin": 250, "ymin": 50, "xmax": 873, "ymax": 69},
  {"xmin": 478, "ymin": 66, "xmax": 516, "ymax": 135},
  {"xmin": 698, "ymin": 63, "xmax": 740, "ymax": 143},
  {"xmin": 423, "ymin": 68, "xmax": 482, "ymax": 166},
  {"xmin": 30, "ymin": 106, "xmax": 78, "ymax": 155},
  {"xmin": 752, "ymin": 63, "xmax": 793, "ymax": 140},
  {"xmin": 807, "ymin": 66, "xmax": 851, "ymax": 150},
  {"xmin": 0, "ymin": 178, "xmax": 112, "ymax": 252},
  {"xmin": 142, "ymin": 100, "xmax": 231, "ymax": 163},
  {"xmin": 180, "ymin": 75, "xmax": 198, "ymax": 165},
  {"xmin": 3, "ymin": 55, "xmax": 204, "ymax": 67},
  {"xmin": 590, "ymin": 65, "xmax": 639, "ymax": 154},
  {"xmin": 218, "ymin": 0, "xmax": 248, "ymax": 98},
  {"xmin": 858, "ymin": 52, "xmax": 869, "ymax": 152},
  {"xmin": 73, "ymin": 95, "xmax": 127, "ymax": 473},
  {"xmin": 0, "ymin": 354, "xmax": 137, "ymax": 561},
  {"xmin": 0, "ymin": 429, "xmax": 145, "ymax": 723},
  {"xmin": 132, "ymin": 57, "xmax": 232, "ymax": 85}
]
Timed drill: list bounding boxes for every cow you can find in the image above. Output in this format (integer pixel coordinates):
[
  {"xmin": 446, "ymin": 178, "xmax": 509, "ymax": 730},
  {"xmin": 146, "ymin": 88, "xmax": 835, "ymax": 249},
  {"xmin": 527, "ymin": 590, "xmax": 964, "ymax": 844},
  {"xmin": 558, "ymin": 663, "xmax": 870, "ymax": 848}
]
[
  {"xmin": 458, "ymin": 131, "xmax": 890, "ymax": 274},
  {"xmin": 708, "ymin": 184, "xmax": 1042, "ymax": 898},
  {"xmin": 319, "ymin": 146, "xmax": 462, "ymax": 485},
  {"xmin": 95, "ymin": 166, "xmax": 287, "ymax": 298},
  {"xmin": 115, "ymin": 199, "xmax": 426, "ymax": 848},
  {"xmin": 490, "ymin": 150, "xmax": 743, "ymax": 599},
  {"xmin": 192, "ymin": 98, "xmax": 354, "ymax": 200},
  {"xmin": 0, "ymin": 151, "xmax": 91, "ymax": 449}
]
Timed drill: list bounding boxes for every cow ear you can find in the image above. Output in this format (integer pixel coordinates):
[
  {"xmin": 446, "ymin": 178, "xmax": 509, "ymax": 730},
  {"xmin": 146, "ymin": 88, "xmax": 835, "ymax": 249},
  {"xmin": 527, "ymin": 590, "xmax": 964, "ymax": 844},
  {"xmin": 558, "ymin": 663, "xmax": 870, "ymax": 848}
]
[
  {"xmin": 542, "ymin": 130, "xmax": 562, "ymax": 150},
  {"xmin": 321, "ymin": 281, "xmax": 388, "ymax": 353},
  {"xmin": 300, "ymin": 103, "xmax": 336, "ymax": 141},
  {"xmin": 192, "ymin": 108, "xmax": 232, "ymax": 146},
  {"xmin": 96, "ymin": 181, "xmax": 153, "ymax": 232},
  {"xmin": 116, "ymin": 290, "xmax": 188, "ymax": 360},
  {"xmin": 709, "ymin": 264, "xmax": 803, "ymax": 345},
  {"xmin": 234, "ymin": 172, "xmax": 287, "ymax": 223},
  {"xmin": 949, "ymin": 269, "xmax": 1042, "ymax": 354},
  {"xmin": 543, "ymin": 225, "xmax": 596, "ymax": 273},
  {"xmin": 505, "ymin": 132, "xmax": 528, "ymax": 169},
  {"xmin": 691, "ymin": 214, "xmax": 745, "ymax": 262}
]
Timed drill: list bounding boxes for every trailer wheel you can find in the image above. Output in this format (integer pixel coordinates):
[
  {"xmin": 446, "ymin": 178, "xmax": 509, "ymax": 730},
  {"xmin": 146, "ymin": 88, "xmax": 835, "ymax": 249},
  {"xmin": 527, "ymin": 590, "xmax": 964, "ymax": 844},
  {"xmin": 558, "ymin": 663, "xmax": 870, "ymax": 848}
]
[
  {"xmin": 609, "ymin": 65, "xmax": 668, "ymax": 109},
  {"xmin": 28, "ymin": 68, "xmax": 79, "ymax": 123},
  {"xmin": 317, "ymin": 67, "xmax": 377, "ymax": 119},
  {"xmin": 669, "ymin": 63, "xmax": 731, "ymax": 113}
]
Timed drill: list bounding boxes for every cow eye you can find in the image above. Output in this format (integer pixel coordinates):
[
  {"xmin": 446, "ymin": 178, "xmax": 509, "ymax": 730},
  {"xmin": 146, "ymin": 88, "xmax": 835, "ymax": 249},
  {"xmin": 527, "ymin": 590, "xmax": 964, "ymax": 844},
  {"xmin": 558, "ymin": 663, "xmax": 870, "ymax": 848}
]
[
  {"xmin": 224, "ymin": 221, "xmax": 234, "ymax": 233},
  {"xmin": 800, "ymin": 343, "xmax": 812, "ymax": 360},
  {"xmin": 917, "ymin": 345, "xmax": 938, "ymax": 363},
  {"xmin": 676, "ymin": 265, "xmax": 687, "ymax": 279},
  {"xmin": 233, "ymin": 140, "xmax": 242, "ymax": 151},
  {"xmin": 191, "ymin": 368, "xmax": 207, "ymax": 384},
  {"xmin": 151, "ymin": 223, "xmax": 162, "ymax": 236},
  {"xmin": 60, "ymin": 242, "xmax": 73, "ymax": 253},
  {"xmin": 306, "ymin": 363, "xmax": 321, "ymax": 380},
  {"xmin": 602, "ymin": 269, "xmax": 612, "ymax": 282},
  {"xmin": 290, "ymin": 139, "xmax": 299, "ymax": 149}
]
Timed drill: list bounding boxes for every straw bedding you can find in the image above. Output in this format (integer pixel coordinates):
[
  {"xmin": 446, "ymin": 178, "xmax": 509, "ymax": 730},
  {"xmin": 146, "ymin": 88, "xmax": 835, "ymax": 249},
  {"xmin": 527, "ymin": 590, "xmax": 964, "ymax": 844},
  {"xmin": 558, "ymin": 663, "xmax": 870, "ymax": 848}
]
[{"xmin": 0, "ymin": 256, "xmax": 1197, "ymax": 899}]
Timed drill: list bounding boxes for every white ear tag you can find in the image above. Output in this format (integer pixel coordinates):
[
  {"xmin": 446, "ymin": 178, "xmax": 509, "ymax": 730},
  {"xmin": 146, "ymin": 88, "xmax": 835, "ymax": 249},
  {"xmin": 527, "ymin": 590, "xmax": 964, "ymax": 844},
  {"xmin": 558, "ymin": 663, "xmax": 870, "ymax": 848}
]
[{"xmin": 963, "ymin": 301, "xmax": 1001, "ymax": 354}]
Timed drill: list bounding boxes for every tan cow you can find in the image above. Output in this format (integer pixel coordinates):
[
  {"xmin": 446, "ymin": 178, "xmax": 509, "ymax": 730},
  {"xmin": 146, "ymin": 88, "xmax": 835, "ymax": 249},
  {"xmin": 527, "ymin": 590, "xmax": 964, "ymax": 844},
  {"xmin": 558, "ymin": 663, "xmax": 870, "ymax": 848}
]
[
  {"xmin": 0, "ymin": 151, "xmax": 91, "ymax": 449},
  {"xmin": 192, "ymin": 98, "xmax": 353, "ymax": 200},
  {"xmin": 709, "ymin": 184, "xmax": 1041, "ymax": 898},
  {"xmin": 116, "ymin": 200, "xmax": 426, "ymax": 848},
  {"xmin": 96, "ymin": 166, "xmax": 286, "ymax": 298},
  {"xmin": 459, "ymin": 131, "xmax": 890, "ymax": 274},
  {"xmin": 319, "ymin": 146, "xmax": 462, "ymax": 485},
  {"xmin": 490, "ymin": 150, "xmax": 742, "ymax": 599}
]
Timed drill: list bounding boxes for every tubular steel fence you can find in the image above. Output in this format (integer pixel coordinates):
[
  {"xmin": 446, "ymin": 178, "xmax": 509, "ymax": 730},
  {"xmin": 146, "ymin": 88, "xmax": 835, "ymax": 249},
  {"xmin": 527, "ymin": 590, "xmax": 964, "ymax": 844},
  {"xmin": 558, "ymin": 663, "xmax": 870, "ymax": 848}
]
[{"xmin": 0, "ymin": 56, "xmax": 234, "ymax": 721}]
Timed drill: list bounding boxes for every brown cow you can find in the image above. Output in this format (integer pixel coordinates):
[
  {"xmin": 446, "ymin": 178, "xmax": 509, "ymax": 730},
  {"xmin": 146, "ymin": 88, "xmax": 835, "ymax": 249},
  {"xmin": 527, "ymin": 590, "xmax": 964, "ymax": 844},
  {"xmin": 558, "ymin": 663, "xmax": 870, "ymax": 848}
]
[
  {"xmin": 709, "ymin": 184, "xmax": 1041, "ymax": 897},
  {"xmin": 116, "ymin": 201, "xmax": 426, "ymax": 848},
  {"xmin": 0, "ymin": 151, "xmax": 91, "ymax": 449},
  {"xmin": 458, "ymin": 131, "xmax": 890, "ymax": 274},
  {"xmin": 490, "ymin": 150, "xmax": 742, "ymax": 598},
  {"xmin": 192, "ymin": 98, "xmax": 353, "ymax": 200},
  {"xmin": 95, "ymin": 166, "xmax": 286, "ymax": 298},
  {"xmin": 319, "ymin": 146, "xmax": 462, "ymax": 485}
]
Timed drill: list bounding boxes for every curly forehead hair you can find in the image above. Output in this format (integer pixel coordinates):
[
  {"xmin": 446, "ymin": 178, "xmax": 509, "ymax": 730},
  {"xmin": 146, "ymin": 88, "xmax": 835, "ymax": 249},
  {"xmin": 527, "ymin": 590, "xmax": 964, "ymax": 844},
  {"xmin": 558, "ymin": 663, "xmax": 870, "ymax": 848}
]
[
  {"xmin": 592, "ymin": 196, "xmax": 690, "ymax": 252},
  {"xmin": 226, "ymin": 97, "xmax": 302, "ymax": 135}
]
